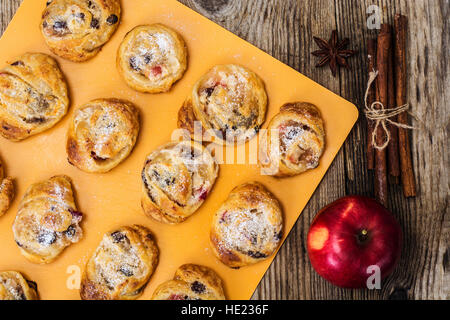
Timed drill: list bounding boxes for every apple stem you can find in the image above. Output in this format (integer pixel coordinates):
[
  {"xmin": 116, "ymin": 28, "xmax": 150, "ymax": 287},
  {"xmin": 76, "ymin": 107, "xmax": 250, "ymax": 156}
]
[{"xmin": 357, "ymin": 229, "xmax": 369, "ymax": 244}]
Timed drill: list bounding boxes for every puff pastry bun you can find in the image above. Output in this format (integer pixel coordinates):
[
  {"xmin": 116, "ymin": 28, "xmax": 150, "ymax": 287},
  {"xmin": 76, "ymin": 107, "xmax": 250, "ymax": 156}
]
[
  {"xmin": 80, "ymin": 225, "xmax": 159, "ymax": 300},
  {"xmin": 117, "ymin": 24, "xmax": 187, "ymax": 93},
  {"xmin": 210, "ymin": 182, "xmax": 283, "ymax": 268},
  {"xmin": 67, "ymin": 98, "xmax": 140, "ymax": 173},
  {"xmin": 178, "ymin": 64, "xmax": 267, "ymax": 144},
  {"xmin": 152, "ymin": 264, "xmax": 225, "ymax": 300},
  {"xmin": 0, "ymin": 159, "xmax": 14, "ymax": 217},
  {"xmin": 259, "ymin": 102, "xmax": 325, "ymax": 177},
  {"xmin": 141, "ymin": 140, "xmax": 218, "ymax": 224},
  {"xmin": 0, "ymin": 53, "xmax": 69, "ymax": 141},
  {"xmin": 0, "ymin": 271, "xmax": 39, "ymax": 300},
  {"xmin": 41, "ymin": 0, "xmax": 121, "ymax": 62},
  {"xmin": 12, "ymin": 175, "xmax": 83, "ymax": 264}
]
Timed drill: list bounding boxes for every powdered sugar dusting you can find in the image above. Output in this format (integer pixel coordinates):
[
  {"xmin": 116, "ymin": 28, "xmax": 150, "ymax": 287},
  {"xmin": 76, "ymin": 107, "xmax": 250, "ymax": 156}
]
[
  {"xmin": 218, "ymin": 205, "xmax": 274, "ymax": 252},
  {"xmin": 279, "ymin": 122, "xmax": 305, "ymax": 155},
  {"xmin": 127, "ymin": 29, "xmax": 181, "ymax": 80}
]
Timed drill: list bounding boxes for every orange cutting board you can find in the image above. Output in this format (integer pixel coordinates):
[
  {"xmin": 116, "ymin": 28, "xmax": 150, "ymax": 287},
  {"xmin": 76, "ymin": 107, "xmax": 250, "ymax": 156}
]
[{"xmin": 0, "ymin": 0, "xmax": 358, "ymax": 300}]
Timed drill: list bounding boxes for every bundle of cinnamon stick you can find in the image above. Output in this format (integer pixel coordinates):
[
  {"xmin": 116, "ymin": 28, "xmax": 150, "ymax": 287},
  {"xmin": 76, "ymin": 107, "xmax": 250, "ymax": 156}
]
[{"xmin": 366, "ymin": 14, "xmax": 416, "ymax": 206}]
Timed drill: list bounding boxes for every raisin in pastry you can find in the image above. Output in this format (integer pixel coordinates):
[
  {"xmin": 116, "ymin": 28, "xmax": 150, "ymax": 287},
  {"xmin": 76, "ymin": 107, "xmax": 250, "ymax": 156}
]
[
  {"xmin": 80, "ymin": 225, "xmax": 159, "ymax": 300},
  {"xmin": 117, "ymin": 24, "xmax": 187, "ymax": 93},
  {"xmin": 67, "ymin": 98, "xmax": 140, "ymax": 173},
  {"xmin": 0, "ymin": 158, "xmax": 14, "ymax": 216},
  {"xmin": 0, "ymin": 271, "xmax": 39, "ymax": 300},
  {"xmin": 41, "ymin": 0, "xmax": 121, "ymax": 62},
  {"xmin": 0, "ymin": 53, "xmax": 69, "ymax": 141},
  {"xmin": 141, "ymin": 140, "xmax": 218, "ymax": 224},
  {"xmin": 12, "ymin": 175, "xmax": 83, "ymax": 264},
  {"xmin": 178, "ymin": 64, "xmax": 267, "ymax": 145},
  {"xmin": 210, "ymin": 182, "xmax": 283, "ymax": 268},
  {"xmin": 152, "ymin": 264, "xmax": 225, "ymax": 300},
  {"xmin": 259, "ymin": 102, "xmax": 325, "ymax": 177}
]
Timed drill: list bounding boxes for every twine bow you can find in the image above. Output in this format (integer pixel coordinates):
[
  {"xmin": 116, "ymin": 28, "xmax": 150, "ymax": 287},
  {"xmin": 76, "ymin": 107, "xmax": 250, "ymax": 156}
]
[{"xmin": 364, "ymin": 71, "xmax": 415, "ymax": 150}]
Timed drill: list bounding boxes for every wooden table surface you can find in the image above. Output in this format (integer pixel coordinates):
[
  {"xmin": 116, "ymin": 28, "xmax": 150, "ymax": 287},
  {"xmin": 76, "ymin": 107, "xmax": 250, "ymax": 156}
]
[{"xmin": 1, "ymin": 0, "xmax": 448, "ymax": 300}]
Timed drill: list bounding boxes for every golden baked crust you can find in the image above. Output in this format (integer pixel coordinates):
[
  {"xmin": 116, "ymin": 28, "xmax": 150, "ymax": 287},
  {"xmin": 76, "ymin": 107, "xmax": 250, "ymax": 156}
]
[
  {"xmin": 152, "ymin": 264, "xmax": 225, "ymax": 300},
  {"xmin": 67, "ymin": 98, "xmax": 140, "ymax": 173},
  {"xmin": 80, "ymin": 225, "xmax": 159, "ymax": 300},
  {"xmin": 177, "ymin": 99, "xmax": 196, "ymax": 136},
  {"xmin": 141, "ymin": 140, "xmax": 219, "ymax": 224},
  {"xmin": 0, "ymin": 159, "xmax": 14, "ymax": 217},
  {"xmin": 12, "ymin": 175, "xmax": 83, "ymax": 264},
  {"xmin": 117, "ymin": 24, "xmax": 187, "ymax": 93},
  {"xmin": 179, "ymin": 64, "xmax": 267, "ymax": 145},
  {"xmin": 0, "ymin": 271, "xmax": 39, "ymax": 300},
  {"xmin": 0, "ymin": 52, "xmax": 69, "ymax": 141},
  {"xmin": 41, "ymin": 0, "xmax": 121, "ymax": 62},
  {"xmin": 210, "ymin": 182, "xmax": 283, "ymax": 268},
  {"xmin": 259, "ymin": 102, "xmax": 325, "ymax": 177}
]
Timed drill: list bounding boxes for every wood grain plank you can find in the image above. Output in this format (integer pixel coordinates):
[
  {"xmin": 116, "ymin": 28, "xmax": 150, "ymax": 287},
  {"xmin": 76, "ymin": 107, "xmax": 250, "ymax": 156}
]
[{"xmin": 1, "ymin": 0, "xmax": 448, "ymax": 300}]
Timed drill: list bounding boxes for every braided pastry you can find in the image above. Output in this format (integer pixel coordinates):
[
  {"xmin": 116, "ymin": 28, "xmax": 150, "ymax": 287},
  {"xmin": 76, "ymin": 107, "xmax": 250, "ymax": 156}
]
[
  {"xmin": 41, "ymin": 0, "xmax": 121, "ymax": 62},
  {"xmin": 152, "ymin": 264, "xmax": 225, "ymax": 300},
  {"xmin": 117, "ymin": 24, "xmax": 187, "ymax": 93},
  {"xmin": 67, "ymin": 98, "xmax": 140, "ymax": 173},
  {"xmin": 0, "ymin": 53, "xmax": 69, "ymax": 141},
  {"xmin": 80, "ymin": 225, "xmax": 159, "ymax": 300},
  {"xmin": 141, "ymin": 140, "xmax": 218, "ymax": 224},
  {"xmin": 0, "ymin": 271, "xmax": 39, "ymax": 300},
  {"xmin": 0, "ymin": 159, "xmax": 14, "ymax": 217},
  {"xmin": 178, "ymin": 64, "xmax": 267, "ymax": 144},
  {"xmin": 12, "ymin": 175, "xmax": 83, "ymax": 264},
  {"xmin": 210, "ymin": 182, "xmax": 283, "ymax": 268},
  {"xmin": 259, "ymin": 102, "xmax": 325, "ymax": 177}
]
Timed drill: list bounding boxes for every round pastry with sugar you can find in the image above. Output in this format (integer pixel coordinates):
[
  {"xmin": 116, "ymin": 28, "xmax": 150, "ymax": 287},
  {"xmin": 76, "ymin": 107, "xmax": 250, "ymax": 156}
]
[
  {"xmin": 41, "ymin": 0, "xmax": 121, "ymax": 62},
  {"xmin": 178, "ymin": 64, "xmax": 267, "ymax": 145},
  {"xmin": 67, "ymin": 98, "xmax": 140, "ymax": 173},
  {"xmin": 12, "ymin": 175, "xmax": 83, "ymax": 264},
  {"xmin": 141, "ymin": 140, "xmax": 218, "ymax": 224},
  {"xmin": 210, "ymin": 182, "xmax": 283, "ymax": 268},
  {"xmin": 0, "ymin": 271, "xmax": 39, "ymax": 300},
  {"xmin": 152, "ymin": 264, "xmax": 225, "ymax": 300},
  {"xmin": 80, "ymin": 225, "xmax": 159, "ymax": 300},
  {"xmin": 259, "ymin": 102, "xmax": 325, "ymax": 177},
  {"xmin": 0, "ymin": 52, "xmax": 69, "ymax": 141},
  {"xmin": 117, "ymin": 24, "xmax": 187, "ymax": 93}
]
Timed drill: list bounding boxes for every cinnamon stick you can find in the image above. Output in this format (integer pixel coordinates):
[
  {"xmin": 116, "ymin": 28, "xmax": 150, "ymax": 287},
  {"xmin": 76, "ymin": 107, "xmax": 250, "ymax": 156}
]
[
  {"xmin": 374, "ymin": 24, "xmax": 390, "ymax": 207},
  {"xmin": 394, "ymin": 14, "xmax": 417, "ymax": 197},
  {"xmin": 387, "ymin": 29, "xmax": 400, "ymax": 180},
  {"xmin": 367, "ymin": 39, "xmax": 377, "ymax": 170}
]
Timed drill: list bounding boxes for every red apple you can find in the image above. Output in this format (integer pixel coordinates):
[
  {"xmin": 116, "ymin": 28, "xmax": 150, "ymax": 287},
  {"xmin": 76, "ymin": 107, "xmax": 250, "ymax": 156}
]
[{"xmin": 307, "ymin": 196, "xmax": 402, "ymax": 288}]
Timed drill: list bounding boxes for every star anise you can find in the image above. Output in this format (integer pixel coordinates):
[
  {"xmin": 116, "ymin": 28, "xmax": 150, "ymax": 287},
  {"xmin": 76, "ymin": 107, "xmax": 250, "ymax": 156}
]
[{"xmin": 312, "ymin": 30, "xmax": 357, "ymax": 77}]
